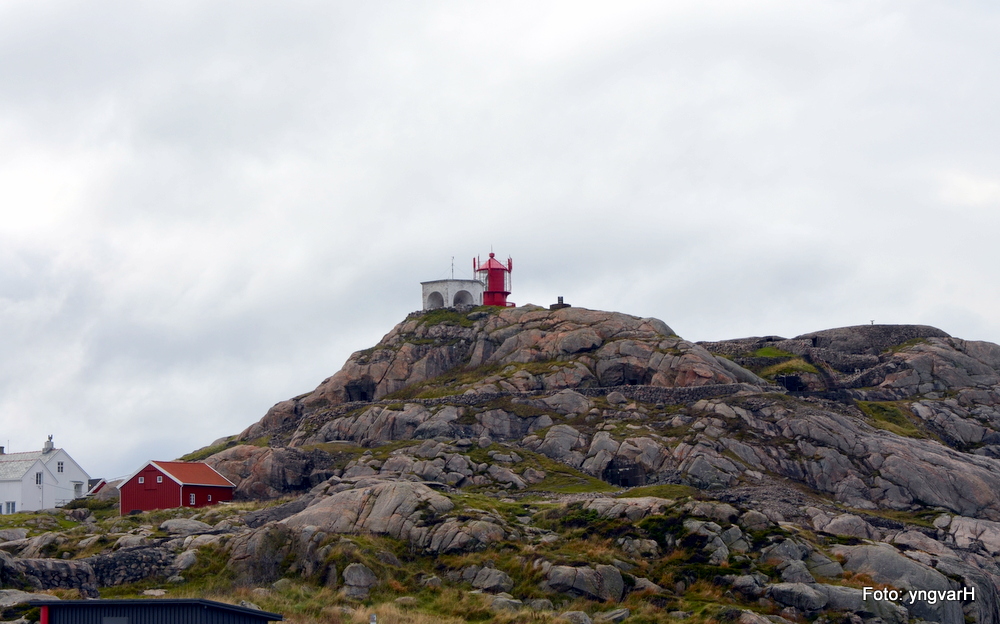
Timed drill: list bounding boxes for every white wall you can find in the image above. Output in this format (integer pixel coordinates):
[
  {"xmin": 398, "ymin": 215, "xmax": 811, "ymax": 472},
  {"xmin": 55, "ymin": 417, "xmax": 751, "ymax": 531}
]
[
  {"xmin": 0, "ymin": 481, "xmax": 20, "ymax": 514},
  {"xmin": 420, "ymin": 279, "xmax": 484, "ymax": 310},
  {"xmin": 19, "ymin": 460, "xmax": 52, "ymax": 511},
  {"xmin": 44, "ymin": 449, "xmax": 90, "ymax": 506}
]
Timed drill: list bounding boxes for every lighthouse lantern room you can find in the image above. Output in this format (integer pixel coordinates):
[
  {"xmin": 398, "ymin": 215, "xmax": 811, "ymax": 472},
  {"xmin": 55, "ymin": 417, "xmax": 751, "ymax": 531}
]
[{"xmin": 474, "ymin": 253, "xmax": 514, "ymax": 307}]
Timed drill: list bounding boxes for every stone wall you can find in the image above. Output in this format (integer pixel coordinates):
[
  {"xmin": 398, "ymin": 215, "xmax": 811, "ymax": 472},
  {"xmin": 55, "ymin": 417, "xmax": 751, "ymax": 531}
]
[{"xmin": 87, "ymin": 547, "xmax": 174, "ymax": 587}]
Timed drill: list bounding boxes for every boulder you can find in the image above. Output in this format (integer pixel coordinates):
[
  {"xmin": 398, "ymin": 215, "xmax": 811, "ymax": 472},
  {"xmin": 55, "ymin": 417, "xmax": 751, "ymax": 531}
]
[
  {"xmin": 537, "ymin": 425, "xmax": 588, "ymax": 468},
  {"xmin": 738, "ymin": 510, "xmax": 770, "ymax": 531},
  {"xmin": 472, "ymin": 567, "xmax": 514, "ymax": 593},
  {"xmin": 489, "ymin": 595, "xmax": 523, "ymax": 611},
  {"xmin": 206, "ymin": 445, "xmax": 315, "ymax": 499},
  {"xmin": 767, "ymin": 583, "xmax": 827, "ymax": 611},
  {"xmin": 227, "ymin": 523, "xmax": 295, "ymax": 585},
  {"xmin": 814, "ymin": 513, "xmax": 879, "ymax": 539},
  {"xmin": 813, "ymin": 584, "xmax": 907, "ymax": 624},
  {"xmin": 949, "ymin": 515, "xmax": 1000, "ymax": 554},
  {"xmin": 542, "ymin": 389, "xmax": 592, "ymax": 414},
  {"xmin": 561, "ymin": 611, "xmax": 593, "ymax": 624},
  {"xmin": 778, "ymin": 560, "xmax": 814, "ymax": 584},
  {"xmin": 832, "ymin": 543, "xmax": 963, "ymax": 624},
  {"xmin": 113, "ymin": 535, "xmax": 150, "ymax": 550},
  {"xmin": 160, "ymin": 519, "xmax": 212, "ymax": 536},
  {"xmin": 0, "ymin": 589, "xmax": 58, "ymax": 607},
  {"xmin": 594, "ymin": 608, "xmax": 630, "ymax": 623},
  {"xmin": 0, "ymin": 529, "xmax": 28, "ymax": 542},
  {"xmin": 547, "ymin": 565, "xmax": 624, "ymax": 602},
  {"xmin": 632, "ymin": 577, "xmax": 664, "ymax": 593},
  {"xmin": 342, "ymin": 563, "xmax": 377, "ymax": 599},
  {"xmin": 282, "ymin": 480, "xmax": 505, "ymax": 553},
  {"xmin": 173, "ymin": 550, "xmax": 198, "ymax": 571}
]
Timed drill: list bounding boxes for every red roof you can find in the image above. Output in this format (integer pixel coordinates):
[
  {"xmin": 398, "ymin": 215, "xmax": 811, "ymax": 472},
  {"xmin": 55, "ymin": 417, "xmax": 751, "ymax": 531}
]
[
  {"xmin": 477, "ymin": 253, "xmax": 510, "ymax": 271},
  {"xmin": 153, "ymin": 461, "xmax": 234, "ymax": 487}
]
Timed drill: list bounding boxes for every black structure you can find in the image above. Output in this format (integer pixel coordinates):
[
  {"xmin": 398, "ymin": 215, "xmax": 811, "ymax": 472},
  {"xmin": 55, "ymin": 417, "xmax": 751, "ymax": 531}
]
[
  {"xmin": 549, "ymin": 296, "xmax": 571, "ymax": 310},
  {"xmin": 30, "ymin": 599, "xmax": 282, "ymax": 624}
]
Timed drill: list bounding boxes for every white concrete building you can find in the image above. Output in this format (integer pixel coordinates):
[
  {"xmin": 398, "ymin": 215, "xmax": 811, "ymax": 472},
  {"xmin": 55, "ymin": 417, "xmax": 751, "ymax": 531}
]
[
  {"xmin": 420, "ymin": 279, "xmax": 484, "ymax": 310},
  {"xmin": 0, "ymin": 436, "xmax": 91, "ymax": 513}
]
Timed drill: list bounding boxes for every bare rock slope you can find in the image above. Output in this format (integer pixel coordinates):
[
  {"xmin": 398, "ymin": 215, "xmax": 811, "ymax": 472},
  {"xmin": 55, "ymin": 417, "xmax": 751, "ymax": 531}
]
[{"xmin": 14, "ymin": 306, "xmax": 1000, "ymax": 624}]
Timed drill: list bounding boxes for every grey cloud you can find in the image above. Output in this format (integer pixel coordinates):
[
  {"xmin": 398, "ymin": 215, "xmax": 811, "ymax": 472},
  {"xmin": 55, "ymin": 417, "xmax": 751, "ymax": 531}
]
[{"xmin": 1, "ymin": 2, "xmax": 999, "ymax": 477}]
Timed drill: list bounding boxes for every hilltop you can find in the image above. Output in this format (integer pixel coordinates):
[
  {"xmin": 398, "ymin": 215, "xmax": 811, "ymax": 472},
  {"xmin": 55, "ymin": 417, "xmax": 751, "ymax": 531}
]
[{"xmin": 5, "ymin": 305, "xmax": 1000, "ymax": 624}]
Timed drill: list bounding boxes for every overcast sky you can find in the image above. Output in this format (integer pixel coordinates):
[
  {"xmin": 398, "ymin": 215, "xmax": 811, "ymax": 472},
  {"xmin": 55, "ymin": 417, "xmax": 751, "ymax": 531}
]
[{"xmin": 2, "ymin": 1, "xmax": 998, "ymax": 479}]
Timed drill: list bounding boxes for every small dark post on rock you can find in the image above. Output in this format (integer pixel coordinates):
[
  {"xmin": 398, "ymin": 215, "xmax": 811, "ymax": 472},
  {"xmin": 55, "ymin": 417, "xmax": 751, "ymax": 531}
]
[{"xmin": 550, "ymin": 296, "xmax": 571, "ymax": 310}]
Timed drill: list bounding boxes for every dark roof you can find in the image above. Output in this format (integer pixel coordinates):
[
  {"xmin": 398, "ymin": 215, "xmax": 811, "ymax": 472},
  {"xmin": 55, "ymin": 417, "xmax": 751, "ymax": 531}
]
[{"xmin": 30, "ymin": 599, "xmax": 282, "ymax": 622}]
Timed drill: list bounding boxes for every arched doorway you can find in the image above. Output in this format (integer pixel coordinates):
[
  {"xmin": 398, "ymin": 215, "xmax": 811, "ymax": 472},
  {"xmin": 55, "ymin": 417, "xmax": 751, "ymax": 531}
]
[
  {"xmin": 453, "ymin": 290, "xmax": 473, "ymax": 306},
  {"xmin": 427, "ymin": 291, "xmax": 445, "ymax": 309}
]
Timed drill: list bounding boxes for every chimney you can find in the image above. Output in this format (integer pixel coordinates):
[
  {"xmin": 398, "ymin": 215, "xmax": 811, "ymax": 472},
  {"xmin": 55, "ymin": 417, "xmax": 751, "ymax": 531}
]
[{"xmin": 43, "ymin": 435, "xmax": 54, "ymax": 454}]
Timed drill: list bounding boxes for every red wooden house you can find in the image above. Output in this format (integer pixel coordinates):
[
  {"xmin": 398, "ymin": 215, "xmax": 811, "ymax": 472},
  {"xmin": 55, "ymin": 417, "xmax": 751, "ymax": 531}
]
[{"xmin": 119, "ymin": 461, "xmax": 235, "ymax": 515}]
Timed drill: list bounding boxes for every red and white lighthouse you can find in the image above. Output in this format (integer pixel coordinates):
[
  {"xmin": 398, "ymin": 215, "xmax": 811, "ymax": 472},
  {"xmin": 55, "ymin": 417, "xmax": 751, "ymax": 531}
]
[{"xmin": 474, "ymin": 252, "xmax": 514, "ymax": 307}]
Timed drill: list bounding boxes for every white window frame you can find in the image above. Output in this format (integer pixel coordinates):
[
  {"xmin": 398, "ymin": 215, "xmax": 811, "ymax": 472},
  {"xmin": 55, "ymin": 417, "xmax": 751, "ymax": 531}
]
[
  {"xmin": 138, "ymin": 476, "xmax": 144, "ymax": 484},
  {"xmin": 189, "ymin": 493, "xmax": 196, "ymax": 505},
  {"xmin": 57, "ymin": 461, "xmax": 64, "ymax": 473},
  {"xmin": 35, "ymin": 472, "xmax": 43, "ymax": 485},
  {"xmin": 207, "ymin": 494, "xmax": 212, "ymax": 502},
  {"xmin": 156, "ymin": 476, "xmax": 163, "ymax": 483}
]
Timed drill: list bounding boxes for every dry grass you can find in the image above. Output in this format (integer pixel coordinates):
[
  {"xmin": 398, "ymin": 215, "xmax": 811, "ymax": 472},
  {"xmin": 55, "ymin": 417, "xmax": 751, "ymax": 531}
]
[{"xmin": 345, "ymin": 603, "xmax": 466, "ymax": 624}]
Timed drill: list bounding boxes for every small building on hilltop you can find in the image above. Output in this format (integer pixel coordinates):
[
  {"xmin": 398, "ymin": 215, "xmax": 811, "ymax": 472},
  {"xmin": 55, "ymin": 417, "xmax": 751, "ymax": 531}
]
[
  {"xmin": 119, "ymin": 460, "xmax": 235, "ymax": 515},
  {"xmin": 0, "ymin": 436, "xmax": 90, "ymax": 513},
  {"xmin": 421, "ymin": 251, "xmax": 514, "ymax": 310},
  {"xmin": 421, "ymin": 278, "xmax": 483, "ymax": 310}
]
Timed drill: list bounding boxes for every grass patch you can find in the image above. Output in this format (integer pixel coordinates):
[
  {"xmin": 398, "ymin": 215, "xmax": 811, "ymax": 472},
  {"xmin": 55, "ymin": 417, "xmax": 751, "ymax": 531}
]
[
  {"xmin": 302, "ymin": 439, "xmax": 423, "ymax": 471},
  {"xmin": 521, "ymin": 450, "xmax": 616, "ymax": 494},
  {"xmin": 759, "ymin": 358, "xmax": 818, "ymax": 379},
  {"xmin": 752, "ymin": 346, "xmax": 795, "ymax": 358},
  {"xmin": 535, "ymin": 505, "xmax": 641, "ymax": 542},
  {"xmin": 464, "ymin": 445, "xmax": 615, "ymax": 494},
  {"xmin": 849, "ymin": 507, "xmax": 938, "ymax": 529},
  {"xmin": 478, "ymin": 396, "xmax": 555, "ymax": 419},
  {"xmin": 884, "ymin": 337, "xmax": 930, "ymax": 354},
  {"xmin": 618, "ymin": 484, "xmax": 698, "ymax": 500},
  {"xmin": 417, "ymin": 309, "xmax": 476, "ymax": 328},
  {"xmin": 178, "ymin": 438, "xmax": 241, "ymax": 461},
  {"xmin": 445, "ymin": 492, "xmax": 540, "ymax": 520},
  {"xmin": 856, "ymin": 401, "xmax": 927, "ymax": 438},
  {"xmin": 62, "ymin": 497, "xmax": 118, "ymax": 512},
  {"xmin": 0, "ymin": 512, "xmax": 77, "ymax": 534}
]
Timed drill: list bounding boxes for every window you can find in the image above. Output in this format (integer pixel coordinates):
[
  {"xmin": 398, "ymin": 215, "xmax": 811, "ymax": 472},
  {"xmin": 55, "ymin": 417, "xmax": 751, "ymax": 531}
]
[
  {"xmin": 4, "ymin": 502, "xmax": 14, "ymax": 514},
  {"xmin": 207, "ymin": 494, "xmax": 212, "ymax": 502},
  {"xmin": 138, "ymin": 476, "xmax": 144, "ymax": 484},
  {"xmin": 189, "ymin": 493, "xmax": 196, "ymax": 505},
  {"xmin": 57, "ymin": 461, "xmax": 64, "ymax": 473},
  {"xmin": 156, "ymin": 476, "xmax": 163, "ymax": 483},
  {"xmin": 35, "ymin": 472, "xmax": 43, "ymax": 485},
  {"xmin": 74, "ymin": 483, "xmax": 83, "ymax": 498}
]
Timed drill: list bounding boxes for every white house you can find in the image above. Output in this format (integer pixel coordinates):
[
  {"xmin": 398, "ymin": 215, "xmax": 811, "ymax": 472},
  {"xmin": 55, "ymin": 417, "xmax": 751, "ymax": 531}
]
[{"xmin": 0, "ymin": 436, "xmax": 91, "ymax": 513}]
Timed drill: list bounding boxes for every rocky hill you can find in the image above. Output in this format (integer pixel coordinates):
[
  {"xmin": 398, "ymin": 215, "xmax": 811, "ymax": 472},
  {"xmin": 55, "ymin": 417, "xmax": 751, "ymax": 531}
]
[{"xmin": 6, "ymin": 305, "xmax": 1000, "ymax": 624}]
